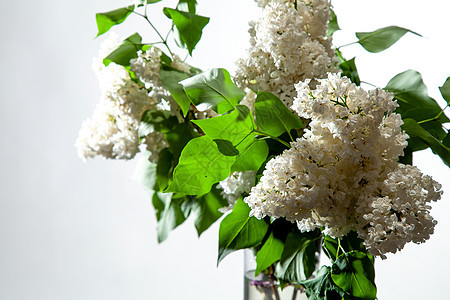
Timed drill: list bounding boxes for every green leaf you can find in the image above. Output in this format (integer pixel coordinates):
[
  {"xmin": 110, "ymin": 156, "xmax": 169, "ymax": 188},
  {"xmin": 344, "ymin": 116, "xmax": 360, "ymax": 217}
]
[
  {"xmin": 231, "ymin": 139, "xmax": 269, "ymax": 172},
  {"xmin": 443, "ymin": 131, "xmax": 450, "ymax": 148},
  {"xmin": 254, "ymin": 92, "xmax": 303, "ymax": 138},
  {"xmin": 164, "ymin": 121, "xmax": 198, "ymax": 159},
  {"xmin": 402, "ymin": 108, "xmax": 447, "ymax": 141},
  {"xmin": 192, "ymin": 185, "xmax": 228, "ymax": 236},
  {"xmin": 327, "ymin": 9, "xmax": 340, "ymax": 36},
  {"xmin": 153, "ymin": 192, "xmax": 188, "ymax": 242},
  {"xmin": 322, "ymin": 236, "xmax": 339, "ymax": 262},
  {"xmin": 163, "ymin": 8, "xmax": 209, "ymax": 55},
  {"xmin": 131, "ymin": 151, "xmax": 157, "ymax": 190},
  {"xmin": 356, "ymin": 26, "xmax": 421, "ymax": 53},
  {"xmin": 385, "ymin": 70, "xmax": 449, "ymax": 123},
  {"xmin": 193, "ymin": 106, "xmax": 268, "ymax": 171},
  {"xmin": 439, "ymin": 77, "xmax": 450, "ymax": 105},
  {"xmin": 192, "ymin": 105, "xmax": 255, "ymax": 148},
  {"xmin": 172, "ymin": 195, "xmax": 195, "ymax": 217},
  {"xmin": 301, "ymin": 266, "xmax": 346, "ymax": 300},
  {"xmin": 152, "ymin": 190, "xmax": 165, "ymax": 220},
  {"xmin": 339, "ymin": 57, "xmax": 360, "ymax": 86},
  {"xmin": 176, "ymin": 0, "xmax": 197, "ymax": 14},
  {"xmin": 217, "ymin": 198, "xmax": 269, "ymax": 264},
  {"xmin": 402, "ymin": 118, "xmax": 450, "ymax": 166},
  {"xmin": 103, "ymin": 33, "xmax": 148, "ymax": 67},
  {"xmin": 399, "ymin": 145, "xmax": 413, "ymax": 165},
  {"xmin": 160, "ymin": 69, "xmax": 192, "ymax": 116},
  {"xmin": 213, "ymin": 139, "xmax": 239, "ymax": 156},
  {"xmin": 139, "ymin": 110, "xmax": 178, "ymax": 137},
  {"xmin": 331, "ymin": 251, "xmax": 376, "ymax": 300},
  {"xmin": 180, "ymin": 68, "xmax": 246, "ymax": 113},
  {"xmin": 341, "ymin": 231, "xmax": 367, "ymax": 253},
  {"xmin": 156, "ymin": 148, "xmax": 174, "ymax": 191},
  {"xmin": 166, "ymin": 136, "xmax": 236, "ymax": 195},
  {"xmin": 399, "ymin": 106, "xmax": 446, "ymax": 152},
  {"xmin": 255, "ymin": 231, "xmax": 284, "ymax": 276},
  {"xmin": 274, "ymin": 231, "xmax": 320, "ymax": 284},
  {"xmin": 96, "ymin": 5, "xmax": 135, "ymax": 37}
]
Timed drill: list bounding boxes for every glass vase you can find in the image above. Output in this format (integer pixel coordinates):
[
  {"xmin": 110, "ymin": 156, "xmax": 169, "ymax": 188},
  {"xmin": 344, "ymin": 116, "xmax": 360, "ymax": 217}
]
[{"xmin": 243, "ymin": 249, "xmax": 308, "ymax": 300}]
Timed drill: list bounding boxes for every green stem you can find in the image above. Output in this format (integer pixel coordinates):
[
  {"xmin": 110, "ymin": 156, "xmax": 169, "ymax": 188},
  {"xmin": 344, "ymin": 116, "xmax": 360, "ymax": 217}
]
[
  {"xmin": 253, "ymin": 130, "xmax": 291, "ymax": 148},
  {"xmin": 133, "ymin": 11, "xmax": 174, "ymax": 58},
  {"xmin": 335, "ymin": 48, "xmax": 345, "ymax": 61},
  {"xmin": 360, "ymin": 81, "xmax": 377, "ymax": 88},
  {"xmin": 337, "ymin": 41, "xmax": 358, "ymax": 51},
  {"xmin": 143, "ymin": 41, "xmax": 164, "ymax": 45},
  {"xmin": 417, "ymin": 105, "xmax": 449, "ymax": 125},
  {"xmin": 337, "ymin": 238, "xmax": 347, "ymax": 256}
]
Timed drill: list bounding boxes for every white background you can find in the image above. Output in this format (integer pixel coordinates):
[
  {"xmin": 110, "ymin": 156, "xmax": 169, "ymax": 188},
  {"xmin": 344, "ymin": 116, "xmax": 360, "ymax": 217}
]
[{"xmin": 0, "ymin": 0, "xmax": 449, "ymax": 299}]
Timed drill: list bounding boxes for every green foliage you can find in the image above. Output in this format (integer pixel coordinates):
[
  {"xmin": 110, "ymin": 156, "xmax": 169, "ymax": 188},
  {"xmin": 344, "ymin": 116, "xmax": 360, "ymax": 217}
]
[
  {"xmin": 164, "ymin": 122, "xmax": 198, "ymax": 158},
  {"xmin": 385, "ymin": 70, "xmax": 449, "ymax": 156},
  {"xmin": 385, "ymin": 70, "xmax": 447, "ymax": 122},
  {"xmin": 331, "ymin": 251, "xmax": 377, "ymax": 300},
  {"xmin": 356, "ymin": 26, "xmax": 420, "ymax": 53},
  {"xmin": 153, "ymin": 191, "xmax": 189, "ymax": 242},
  {"xmin": 103, "ymin": 33, "xmax": 149, "ymax": 67},
  {"xmin": 176, "ymin": 0, "xmax": 197, "ymax": 14},
  {"xmin": 338, "ymin": 57, "xmax": 360, "ymax": 86},
  {"xmin": 439, "ymin": 77, "xmax": 450, "ymax": 105},
  {"xmin": 96, "ymin": 5, "xmax": 135, "ymax": 37},
  {"xmin": 131, "ymin": 151, "xmax": 157, "ymax": 190},
  {"xmin": 168, "ymin": 106, "xmax": 256, "ymax": 195},
  {"xmin": 156, "ymin": 148, "xmax": 174, "ymax": 191},
  {"xmin": 399, "ymin": 146, "xmax": 413, "ymax": 165},
  {"xmin": 180, "ymin": 68, "xmax": 246, "ymax": 113},
  {"xmin": 191, "ymin": 185, "xmax": 228, "ymax": 236},
  {"xmin": 193, "ymin": 105, "xmax": 255, "ymax": 149},
  {"xmin": 168, "ymin": 105, "xmax": 272, "ymax": 196},
  {"xmin": 274, "ymin": 230, "xmax": 320, "ymax": 284},
  {"xmin": 255, "ymin": 230, "xmax": 284, "ymax": 276},
  {"xmin": 139, "ymin": 110, "xmax": 179, "ymax": 137},
  {"xmin": 301, "ymin": 266, "xmax": 346, "ymax": 300},
  {"xmin": 402, "ymin": 118, "xmax": 450, "ymax": 166},
  {"xmin": 322, "ymin": 232, "xmax": 367, "ymax": 263},
  {"xmin": 166, "ymin": 135, "xmax": 236, "ymax": 195},
  {"xmin": 163, "ymin": 8, "xmax": 209, "ymax": 55},
  {"xmin": 231, "ymin": 139, "xmax": 268, "ymax": 172},
  {"xmin": 322, "ymin": 236, "xmax": 339, "ymax": 262},
  {"xmin": 160, "ymin": 70, "xmax": 192, "ymax": 116},
  {"xmin": 444, "ymin": 132, "xmax": 450, "ymax": 148},
  {"xmin": 92, "ymin": 2, "xmax": 450, "ymax": 295},
  {"xmin": 131, "ymin": 150, "xmax": 187, "ymax": 242},
  {"xmin": 327, "ymin": 9, "xmax": 340, "ymax": 36},
  {"xmin": 134, "ymin": 148, "xmax": 225, "ymax": 241},
  {"xmin": 402, "ymin": 108, "xmax": 447, "ymax": 153},
  {"xmin": 217, "ymin": 199, "xmax": 269, "ymax": 264},
  {"xmin": 254, "ymin": 92, "xmax": 303, "ymax": 139}
]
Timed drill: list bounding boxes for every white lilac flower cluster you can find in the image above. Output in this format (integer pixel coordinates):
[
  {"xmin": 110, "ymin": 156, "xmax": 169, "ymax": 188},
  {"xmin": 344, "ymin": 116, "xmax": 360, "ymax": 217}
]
[
  {"xmin": 244, "ymin": 73, "xmax": 442, "ymax": 257},
  {"xmin": 217, "ymin": 171, "xmax": 257, "ymax": 212},
  {"xmin": 76, "ymin": 35, "xmax": 191, "ymax": 161},
  {"xmin": 234, "ymin": 0, "xmax": 337, "ymax": 109},
  {"xmin": 130, "ymin": 47, "xmax": 190, "ymax": 115},
  {"xmin": 76, "ymin": 35, "xmax": 156, "ymax": 160}
]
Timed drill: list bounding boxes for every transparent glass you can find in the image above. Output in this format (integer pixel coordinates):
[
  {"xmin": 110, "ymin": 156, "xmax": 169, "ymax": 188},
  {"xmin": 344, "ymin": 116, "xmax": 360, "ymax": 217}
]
[{"xmin": 243, "ymin": 249, "xmax": 308, "ymax": 300}]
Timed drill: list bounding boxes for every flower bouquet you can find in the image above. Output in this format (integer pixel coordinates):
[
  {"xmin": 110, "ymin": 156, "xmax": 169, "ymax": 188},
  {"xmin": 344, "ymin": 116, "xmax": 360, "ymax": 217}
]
[{"xmin": 76, "ymin": 0, "xmax": 449, "ymax": 298}]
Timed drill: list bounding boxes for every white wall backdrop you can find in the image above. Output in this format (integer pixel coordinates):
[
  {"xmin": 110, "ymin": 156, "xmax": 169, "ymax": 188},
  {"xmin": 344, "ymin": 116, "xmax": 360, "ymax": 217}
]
[{"xmin": 0, "ymin": 0, "xmax": 448, "ymax": 299}]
